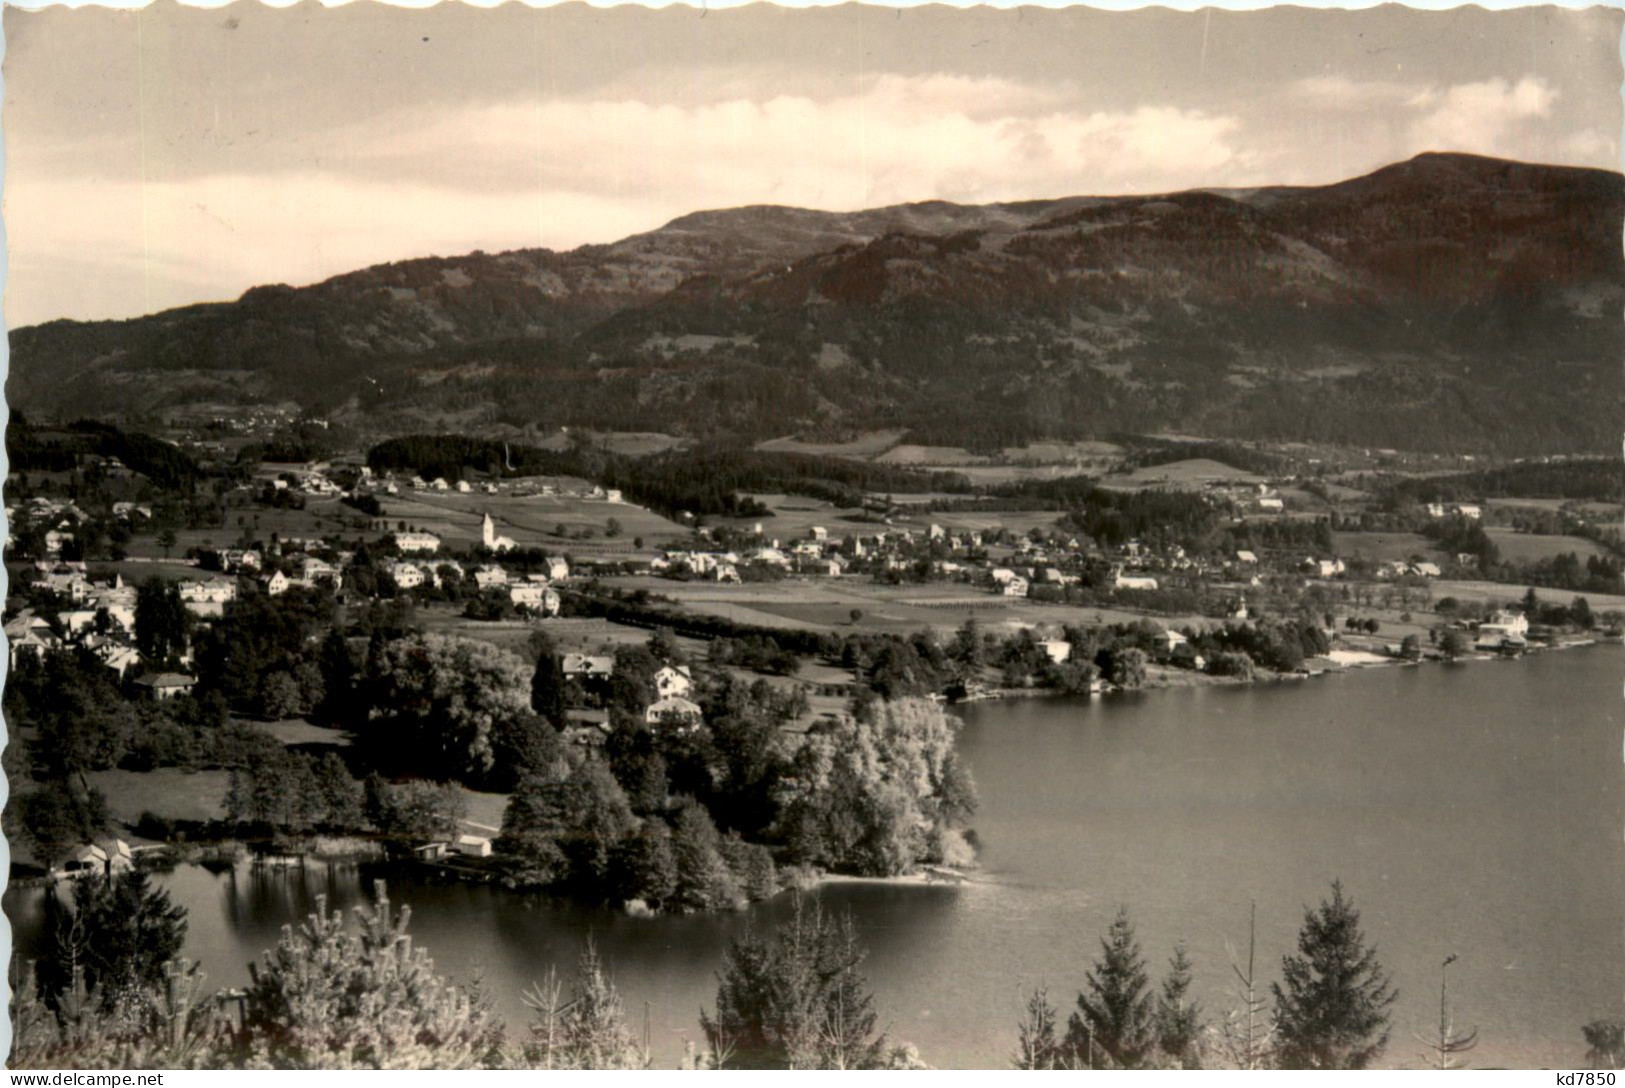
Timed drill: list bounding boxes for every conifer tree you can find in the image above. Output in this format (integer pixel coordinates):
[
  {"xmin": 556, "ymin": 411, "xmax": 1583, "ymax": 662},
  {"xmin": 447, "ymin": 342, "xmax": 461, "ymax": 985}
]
[
  {"xmin": 1065, "ymin": 906, "xmax": 1155, "ymax": 1068},
  {"xmin": 520, "ymin": 941, "xmax": 648, "ymax": 1069},
  {"xmin": 1013, "ymin": 985, "xmax": 1066, "ymax": 1069},
  {"xmin": 1272, "ymin": 881, "xmax": 1397, "ymax": 1069},
  {"xmin": 700, "ymin": 897, "xmax": 887, "ymax": 1069},
  {"xmin": 1154, "ymin": 942, "xmax": 1204, "ymax": 1068},
  {"xmin": 237, "ymin": 882, "xmax": 492, "ymax": 1068}
]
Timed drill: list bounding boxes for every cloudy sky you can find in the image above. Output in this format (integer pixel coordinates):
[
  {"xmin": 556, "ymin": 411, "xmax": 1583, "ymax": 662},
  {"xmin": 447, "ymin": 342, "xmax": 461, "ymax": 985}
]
[{"xmin": 4, "ymin": 3, "xmax": 1620, "ymax": 327}]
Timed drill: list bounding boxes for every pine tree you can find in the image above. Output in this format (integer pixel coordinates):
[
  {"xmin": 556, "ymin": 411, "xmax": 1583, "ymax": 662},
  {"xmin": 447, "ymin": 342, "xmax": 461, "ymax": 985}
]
[
  {"xmin": 1217, "ymin": 901, "xmax": 1276, "ymax": 1070},
  {"xmin": 1013, "ymin": 985, "xmax": 1066, "ymax": 1069},
  {"xmin": 237, "ymin": 881, "xmax": 491, "ymax": 1068},
  {"xmin": 1065, "ymin": 906, "xmax": 1155, "ymax": 1068},
  {"xmin": 1414, "ymin": 954, "xmax": 1477, "ymax": 1069},
  {"xmin": 1154, "ymin": 942, "xmax": 1204, "ymax": 1068},
  {"xmin": 1272, "ymin": 881, "xmax": 1397, "ymax": 1069},
  {"xmin": 1583, "ymin": 1021, "xmax": 1625, "ymax": 1070},
  {"xmin": 520, "ymin": 941, "xmax": 647, "ymax": 1069},
  {"xmin": 700, "ymin": 897, "xmax": 888, "ymax": 1069}
]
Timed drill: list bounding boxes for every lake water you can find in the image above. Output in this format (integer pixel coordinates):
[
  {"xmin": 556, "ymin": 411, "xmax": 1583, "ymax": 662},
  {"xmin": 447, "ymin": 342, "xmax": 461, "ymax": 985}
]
[{"xmin": 8, "ymin": 646, "xmax": 1621, "ymax": 1069}]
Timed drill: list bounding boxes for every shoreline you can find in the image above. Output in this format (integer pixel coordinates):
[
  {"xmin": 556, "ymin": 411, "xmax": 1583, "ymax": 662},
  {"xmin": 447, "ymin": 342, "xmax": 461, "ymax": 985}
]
[{"xmin": 957, "ymin": 632, "xmax": 1617, "ymax": 704}]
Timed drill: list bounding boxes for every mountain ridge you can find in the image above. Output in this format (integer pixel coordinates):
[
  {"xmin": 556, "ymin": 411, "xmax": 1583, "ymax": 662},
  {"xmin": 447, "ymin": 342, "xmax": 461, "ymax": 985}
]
[{"xmin": 10, "ymin": 152, "xmax": 1621, "ymax": 455}]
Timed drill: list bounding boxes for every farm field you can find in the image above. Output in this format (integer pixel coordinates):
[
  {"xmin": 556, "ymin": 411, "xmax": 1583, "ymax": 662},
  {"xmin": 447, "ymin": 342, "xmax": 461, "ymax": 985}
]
[
  {"xmin": 754, "ymin": 430, "xmax": 906, "ymax": 459},
  {"xmin": 416, "ymin": 609, "xmax": 659, "ymax": 657},
  {"xmin": 1430, "ymin": 579, "xmax": 1625, "ymax": 613},
  {"xmin": 377, "ymin": 489, "xmax": 685, "ymax": 551},
  {"xmin": 1483, "ymin": 528, "xmax": 1607, "ymax": 562},
  {"xmin": 1332, "ymin": 531, "xmax": 1437, "ymax": 563},
  {"xmin": 874, "ymin": 444, "xmax": 990, "ymax": 466},
  {"xmin": 595, "ymin": 574, "xmax": 1208, "ymax": 638},
  {"xmin": 1096, "ymin": 458, "xmax": 1266, "ymax": 491},
  {"xmin": 722, "ymin": 494, "xmax": 1065, "ymax": 542}
]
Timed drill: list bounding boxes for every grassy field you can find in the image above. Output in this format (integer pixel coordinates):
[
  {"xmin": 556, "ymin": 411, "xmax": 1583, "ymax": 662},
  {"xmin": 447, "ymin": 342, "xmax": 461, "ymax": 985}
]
[
  {"xmin": 754, "ymin": 430, "xmax": 907, "ymax": 459},
  {"xmin": 1096, "ymin": 458, "xmax": 1265, "ymax": 492},
  {"xmin": 1430, "ymin": 579, "xmax": 1625, "ymax": 613},
  {"xmin": 85, "ymin": 767, "xmax": 231, "ymax": 826},
  {"xmin": 596, "ymin": 574, "xmax": 1208, "ymax": 638},
  {"xmin": 378, "ymin": 489, "xmax": 685, "ymax": 551},
  {"xmin": 1332, "ymin": 532, "xmax": 1437, "ymax": 563},
  {"xmin": 1483, "ymin": 528, "xmax": 1607, "ymax": 563},
  {"xmin": 255, "ymin": 719, "xmax": 352, "ymax": 748}
]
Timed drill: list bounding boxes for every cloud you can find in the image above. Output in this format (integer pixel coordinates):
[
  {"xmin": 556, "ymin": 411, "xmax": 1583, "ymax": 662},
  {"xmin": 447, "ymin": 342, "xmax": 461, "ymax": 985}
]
[
  {"xmin": 348, "ymin": 79, "xmax": 1247, "ymax": 209},
  {"xmin": 9, "ymin": 75, "xmax": 1253, "ymax": 324},
  {"xmin": 1405, "ymin": 76, "xmax": 1559, "ymax": 156}
]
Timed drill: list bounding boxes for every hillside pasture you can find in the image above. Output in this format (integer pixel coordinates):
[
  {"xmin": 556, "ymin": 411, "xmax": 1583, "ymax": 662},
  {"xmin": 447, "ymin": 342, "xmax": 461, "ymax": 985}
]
[
  {"xmin": 86, "ymin": 767, "xmax": 231, "ymax": 827},
  {"xmin": 377, "ymin": 490, "xmax": 686, "ymax": 551},
  {"xmin": 1097, "ymin": 458, "xmax": 1266, "ymax": 491},
  {"xmin": 754, "ymin": 430, "xmax": 906, "ymax": 459},
  {"xmin": 1333, "ymin": 532, "xmax": 1437, "ymax": 563},
  {"xmin": 1483, "ymin": 528, "xmax": 1608, "ymax": 563}
]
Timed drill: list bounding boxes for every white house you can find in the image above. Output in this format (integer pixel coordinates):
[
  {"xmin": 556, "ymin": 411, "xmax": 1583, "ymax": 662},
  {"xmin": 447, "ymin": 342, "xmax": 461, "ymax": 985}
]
[
  {"xmin": 1114, "ymin": 572, "xmax": 1160, "ymax": 591},
  {"xmin": 653, "ymin": 664, "xmax": 694, "ymax": 699},
  {"xmin": 1479, "ymin": 610, "xmax": 1530, "ymax": 641},
  {"xmin": 1038, "ymin": 639, "xmax": 1072, "ymax": 665},
  {"xmin": 1153, "ymin": 628, "xmax": 1189, "ymax": 653},
  {"xmin": 179, "ymin": 579, "xmax": 238, "ymax": 605},
  {"xmin": 545, "ymin": 557, "xmax": 570, "ymax": 581},
  {"xmin": 390, "ymin": 562, "xmax": 426, "ymax": 590},
  {"xmin": 1002, "ymin": 576, "xmax": 1030, "ymax": 598},
  {"xmin": 1257, "ymin": 497, "xmax": 1284, "ymax": 512},
  {"xmin": 133, "ymin": 672, "xmax": 197, "ymax": 700},
  {"xmin": 509, "ymin": 584, "xmax": 561, "ymax": 615},
  {"xmin": 562, "ymin": 654, "xmax": 614, "ymax": 681},
  {"xmin": 454, "ymin": 835, "xmax": 493, "ymax": 858},
  {"xmin": 645, "ymin": 696, "xmax": 703, "ymax": 729},
  {"xmin": 474, "ymin": 566, "xmax": 509, "ymax": 589},
  {"xmin": 264, "ymin": 570, "xmax": 292, "ymax": 596},
  {"xmin": 1235, "ymin": 550, "xmax": 1259, "ymax": 565},
  {"xmin": 394, "ymin": 531, "xmax": 442, "ymax": 555}
]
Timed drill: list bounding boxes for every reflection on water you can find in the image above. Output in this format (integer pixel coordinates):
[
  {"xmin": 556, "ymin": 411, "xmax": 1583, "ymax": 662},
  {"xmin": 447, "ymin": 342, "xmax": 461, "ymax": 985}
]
[{"xmin": 7, "ymin": 646, "xmax": 1620, "ymax": 1069}]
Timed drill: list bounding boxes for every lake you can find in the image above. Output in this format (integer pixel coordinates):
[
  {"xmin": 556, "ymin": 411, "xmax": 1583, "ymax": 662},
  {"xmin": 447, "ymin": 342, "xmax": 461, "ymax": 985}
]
[{"xmin": 8, "ymin": 645, "xmax": 1621, "ymax": 1068}]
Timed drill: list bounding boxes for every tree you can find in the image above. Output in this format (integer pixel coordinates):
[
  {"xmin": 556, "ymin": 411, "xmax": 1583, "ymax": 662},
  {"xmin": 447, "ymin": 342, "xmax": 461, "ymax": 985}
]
[
  {"xmin": 1399, "ymin": 634, "xmax": 1422, "ymax": 661},
  {"xmin": 1218, "ymin": 901, "xmax": 1276, "ymax": 1070},
  {"xmin": 1583, "ymin": 1020, "xmax": 1625, "ymax": 1070},
  {"xmin": 1103, "ymin": 647, "xmax": 1149, "ymax": 690},
  {"xmin": 498, "ymin": 759, "xmax": 636, "ymax": 895},
  {"xmin": 1414, "ymin": 954, "xmax": 1476, "ymax": 1070},
  {"xmin": 134, "ymin": 578, "xmax": 191, "ymax": 666},
  {"xmin": 36, "ymin": 871, "xmax": 187, "ymax": 1016},
  {"xmin": 1438, "ymin": 628, "xmax": 1470, "ymax": 659},
  {"xmin": 1014, "ymin": 985, "xmax": 1067, "ymax": 1069},
  {"xmin": 157, "ymin": 529, "xmax": 178, "ymax": 559},
  {"xmin": 611, "ymin": 822, "xmax": 678, "ymax": 909},
  {"xmin": 775, "ymin": 697, "xmax": 977, "ymax": 877},
  {"xmin": 520, "ymin": 941, "xmax": 647, "ymax": 1069},
  {"xmin": 670, "ymin": 799, "xmax": 741, "ymax": 912},
  {"xmin": 1065, "ymin": 907, "xmax": 1155, "ymax": 1068},
  {"xmin": 1272, "ymin": 881, "xmax": 1397, "ymax": 1069},
  {"xmin": 364, "ymin": 633, "xmax": 531, "ymax": 782},
  {"xmin": 237, "ymin": 883, "xmax": 491, "ymax": 1068},
  {"xmin": 1155, "ymin": 943, "xmax": 1203, "ymax": 1068},
  {"xmin": 528, "ymin": 634, "xmax": 566, "ymax": 725},
  {"xmin": 11, "ymin": 957, "xmax": 227, "ymax": 1070},
  {"xmin": 700, "ymin": 897, "xmax": 888, "ymax": 1069}
]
